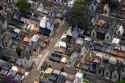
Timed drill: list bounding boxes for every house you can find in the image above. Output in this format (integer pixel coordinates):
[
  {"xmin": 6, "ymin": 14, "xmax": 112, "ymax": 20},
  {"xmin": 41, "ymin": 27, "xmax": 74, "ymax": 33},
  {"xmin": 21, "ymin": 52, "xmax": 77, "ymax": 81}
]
[
  {"xmin": 111, "ymin": 70, "xmax": 119, "ymax": 82},
  {"xmin": 73, "ymin": 71, "xmax": 83, "ymax": 83},
  {"xmin": 91, "ymin": 14, "xmax": 125, "ymax": 42},
  {"xmin": 49, "ymin": 70, "xmax": 60, "ymax": 82},
  {"xmin": 3, "ymin": 32, "xmax": 13, "ymax": 48},
  {"xmin": 120, "ymin": 68, "xmax": 125, "ymax": 80},
  {"xmin": 68, "ymin": 0, "xmax": 75, "ymax": 7},
  {"xmin": 104, "ymin": 67, "xmax": 111, "ymax": 79},
  {"xmin": 57, "ymin": 75, "xmax": 67, "ymax": 83},
  {"xmin": 36, "ymin": 3, "xmax": 44, "ymax": 12},
  {"xmin": 49, "ymin": 53, "xmax": 62, "ymax": 63},
  {"xmin": 65, "ymin": 74, "xmax": 75, "ymax": 83},
  {"xmin": 89, "ymin": 0, "xmax": 100, "ymax": 15},
  {"xmin": 0, "ymin": 16, "xmax": 7, "ymax": 31}
]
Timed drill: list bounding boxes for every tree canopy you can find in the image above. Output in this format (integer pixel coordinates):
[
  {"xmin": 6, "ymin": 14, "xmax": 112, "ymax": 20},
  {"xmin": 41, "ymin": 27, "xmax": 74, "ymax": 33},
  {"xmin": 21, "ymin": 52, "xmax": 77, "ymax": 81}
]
[
  {"xmin": 16, "ymin": 46, "xmax": 22, "ymax": 57},
  {"xmin": 106, "ymin": 0, "xmax": 120, "ymax": 10},
  {"xmin": 15, "ymin": 0, "xmax": 30, "ymax": 12},
  {"xmin": 65, "ymin": 0, "xmax": 89, "ymax": 29},
  {"xmin": 61, "ymin": 67, "xmax": 64, "ymax": 72},
  {"xmin": 117, "ymin": 80, "xmax": 125, "ymax": 83}
]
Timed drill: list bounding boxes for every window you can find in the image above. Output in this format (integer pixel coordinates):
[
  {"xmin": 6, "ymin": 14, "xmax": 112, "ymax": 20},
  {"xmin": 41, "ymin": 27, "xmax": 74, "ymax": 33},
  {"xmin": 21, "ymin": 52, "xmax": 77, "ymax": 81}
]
[
  {"xmin": 106, "ymin": 72, "xmax": 108, "ymax": 76},
  {"xmin": 114, "ymin": 75, "xmax": 116, "ymax": 78},
  {"xmin": 123, "ymin": 77, "xmax": 125, "ymax": 80},
  {"xmin": 107, "ymin": 36, "xmax": 110, "ymax": 40},
  {"xmin": 92, "ymin": 32, "xmax": 95, "ymax": 37},
  {"xmin": 122, "ymin": 69, "xmax": 124, "ymax": 72},
  {"xmin": 33, "ymin": 48, "xmax": 36, "ymax": 52}
]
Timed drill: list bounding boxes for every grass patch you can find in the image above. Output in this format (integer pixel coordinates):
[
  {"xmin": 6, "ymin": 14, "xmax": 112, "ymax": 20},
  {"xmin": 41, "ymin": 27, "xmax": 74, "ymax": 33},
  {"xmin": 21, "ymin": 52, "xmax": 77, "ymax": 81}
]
[
  {"xmin": 39, "ymin": 72, "xmax": 44, "ymax": 77},
  {"xmin": 43, "ymin": 73, "xmax": 50, "ymax": 78}
]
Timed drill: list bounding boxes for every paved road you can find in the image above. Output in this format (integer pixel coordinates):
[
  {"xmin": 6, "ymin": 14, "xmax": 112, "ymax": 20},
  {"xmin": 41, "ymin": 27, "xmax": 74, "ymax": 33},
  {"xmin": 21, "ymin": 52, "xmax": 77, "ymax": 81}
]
[
  {"xmin": 37, "ymin": 20, "xmax": 68, "ymax": 70},
  {"xmin": 24, "ymin": 20, "xmax": 69, "ymax": 83},
  {"xmin": 47, "ymin": 60, "xmax": 114, "ymax": 83},
  {"xmin": 83, "ymin": 72, "xmax": 115, "ymax": 83}
]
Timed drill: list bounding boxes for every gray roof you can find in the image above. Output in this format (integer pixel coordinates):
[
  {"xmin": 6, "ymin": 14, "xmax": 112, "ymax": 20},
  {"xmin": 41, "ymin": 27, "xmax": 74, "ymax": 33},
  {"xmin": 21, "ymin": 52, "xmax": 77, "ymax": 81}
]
[{"xmin": 94, "ymin": 14, "xmax": 125, "ymax": 36}]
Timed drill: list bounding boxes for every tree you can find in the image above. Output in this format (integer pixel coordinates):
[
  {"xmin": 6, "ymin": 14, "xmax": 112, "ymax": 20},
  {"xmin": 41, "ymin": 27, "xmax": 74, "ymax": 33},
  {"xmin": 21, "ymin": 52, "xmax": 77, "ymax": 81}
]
[
  {"xmin": 107, "ymin": 0, "xmax": 120, "ymax": 11},
  {"xmin": 15, "ymin": 0, "xmax": 30, "ymax": 12},
  {"xmin": 32, "ymin": 0, "xmax": 39, "ymax": 2},
  {"xmin": 16, "ymin": 46, "xmax": 22, "ymax": 57},
  {"xmin": 65, "ymin": 0, "xmax": 89, "ymax": 29},
  {"xmin": 49, "ymin": 65, "xmax": 52, "ymax": 68},
  {"xmin": 75, "ymin": 0, "xmax": 89, "ymax": 6},
  {"xmin": 117, "ymin": 80, "xmax": 125, "ymax": 83},
  {"xmin": 61, "ymin": 67, "xmax": 64, "ymax": 72}
]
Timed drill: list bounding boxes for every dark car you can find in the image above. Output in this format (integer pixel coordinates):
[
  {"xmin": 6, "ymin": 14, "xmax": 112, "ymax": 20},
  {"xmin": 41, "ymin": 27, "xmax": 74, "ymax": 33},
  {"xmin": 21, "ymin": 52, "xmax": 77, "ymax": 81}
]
[{"xmin": 49, "ymin": 53, "xmax": 62, "ymax": 63}]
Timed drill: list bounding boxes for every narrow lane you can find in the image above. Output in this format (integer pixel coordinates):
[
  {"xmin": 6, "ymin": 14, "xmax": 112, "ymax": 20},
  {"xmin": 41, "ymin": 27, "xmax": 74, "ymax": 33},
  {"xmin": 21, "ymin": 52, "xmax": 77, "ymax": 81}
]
[
  {"xmin": 37, "ymin": 20, "xmax": 69, "ymax": 70},
  {"xmin": 25, "ymin": 20, "xmax": 69, "ymax": 83}
]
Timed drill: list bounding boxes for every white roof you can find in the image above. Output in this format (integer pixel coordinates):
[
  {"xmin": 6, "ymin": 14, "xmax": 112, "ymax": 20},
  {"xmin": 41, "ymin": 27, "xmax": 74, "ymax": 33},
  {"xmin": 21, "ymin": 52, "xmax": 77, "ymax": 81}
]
[
  {"xmin": 53, "ymin": 70, "xmax": 60, "ymax": 75},
  {"xmin": 76, "ymin": 37, "xmax": 83, "ymax": 45},
  {"xmin": 57, "ymin": 41, "xmax": 67, "ymax": 48},
  {"xmin": 112, "ymin": 38, "xmax": 120, "ymax": 44},
  {"xmin": 61, "ymin": 56, "xmax": 68, "ymax": 63},
  {"xmin": 40, "ymin": 16, "xmax": 48, "ymax": 28},
  {"xmin": 66, "ymin": 27, "xmax": 72, "ymax": 36},
  {"xmin": 61, "ymin": 72, "xmax": 68, "ymax": 77},
  {"xmin": 11, "ymin": 66, "xmax": 19, "ymax": 72},
  {"xmin": 30, "ymin": 34, "xmax": 40, "ymax": 42},
  {"xmin": 37, "ymin": 3, "xmax": 44, "ymax": 12},
  {"xmin": 28, "ymin": 0, "xmax": 33, "ymax": 4},
  {"xmin": 68, "ymin": 0, "xmax": 75, "ymax": 7},
  {"xmin": 119, "ymin": 25, "xmax": 124, "ymax": 31},
  {"xmin": 84, "ymin": 37, "xmax": 91, "ymax": 41},
  {"xmin": 26, "ymin": 24, "xmax": 34, "ymax": 30},
  {"xmin": 14, "ymin": 29, "xmax": 21, "ymax": 33},
  {"xmin": 75, "ymin": 72, "xmax": 83, "ymax": 79},
  {"xmin": 61, "ymin": 34, "xmax": 67, "ymax": 39},
  {"xmin": 109, "ymin": 57, "xmax": 117, "ymax": 65}
]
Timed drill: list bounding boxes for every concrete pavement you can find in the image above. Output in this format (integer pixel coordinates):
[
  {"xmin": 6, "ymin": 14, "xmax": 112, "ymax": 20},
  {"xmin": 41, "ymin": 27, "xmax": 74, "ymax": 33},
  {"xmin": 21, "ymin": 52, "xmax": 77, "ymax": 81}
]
[
  {"xmin": 37, "ymin": 20, "xmax": 68, "ymax": 70},
  {"xmin": 24, "ymin": 20, "xmax": 69, "ymax": 83}
]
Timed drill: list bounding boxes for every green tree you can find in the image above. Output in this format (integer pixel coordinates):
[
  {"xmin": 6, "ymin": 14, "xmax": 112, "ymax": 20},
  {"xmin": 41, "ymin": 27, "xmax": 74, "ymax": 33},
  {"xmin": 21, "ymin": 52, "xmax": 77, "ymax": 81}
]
[
  {"xmin": 15, "ymin": 0, "xmax": 30, "ymax": 12},
  {"xmin": 16, "ymin": 46, "xmax": 22, "ymax": 57},
  {"xmin": 49, "ymin": 65, "xmax": 52, "ymax": 68},
  {"xmin": 75, "ymin": 0, "xmax": 89, "ymax": 6},
  {"xmin": 117, "ymin": 80, "xmax": 125, "ymax": 83},
  {"xmin": 61, "ymin": 67, "xmax": 64, "ymax": 72},
  {"xmin": 107, "ymin": 0, "xmax": 120, "ymax": 11},
  {"xmin": 65, "ymin": 2, "xmax": 89, "ymax": 29}
]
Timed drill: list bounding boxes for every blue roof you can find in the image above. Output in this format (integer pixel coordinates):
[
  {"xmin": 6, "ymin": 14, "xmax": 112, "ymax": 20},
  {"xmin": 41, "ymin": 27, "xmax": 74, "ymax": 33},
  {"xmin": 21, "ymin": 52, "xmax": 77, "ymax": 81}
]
[
  {"xmin": 11, "ymin": 31, "xmax": 18, "ymax": 39},
  {"xmin": 49, "ymin": 53, "xmax": 62, "ymax": 62},
  {"xmin": 49, "ymin": 73, "xmax": 58, "ymax": 81}
]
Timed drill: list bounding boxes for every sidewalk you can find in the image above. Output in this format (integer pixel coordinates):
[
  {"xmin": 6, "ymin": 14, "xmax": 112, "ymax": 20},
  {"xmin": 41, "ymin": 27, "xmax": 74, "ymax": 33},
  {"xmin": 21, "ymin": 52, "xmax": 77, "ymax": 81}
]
[
  {"xmin": 25, "ymin": 20, "xmax": 69, "ymax": 83},
  {"xmin": 24, "ymin": 68, "xmax": 40, "ymax": 83}
]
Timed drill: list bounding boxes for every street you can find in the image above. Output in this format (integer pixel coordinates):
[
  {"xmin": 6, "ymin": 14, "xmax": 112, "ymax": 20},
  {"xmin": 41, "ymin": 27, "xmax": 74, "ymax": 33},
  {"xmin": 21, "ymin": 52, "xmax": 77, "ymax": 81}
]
[{"xmin": 24, "ymin": 20, "xmax": 69, "ymax": 83}]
